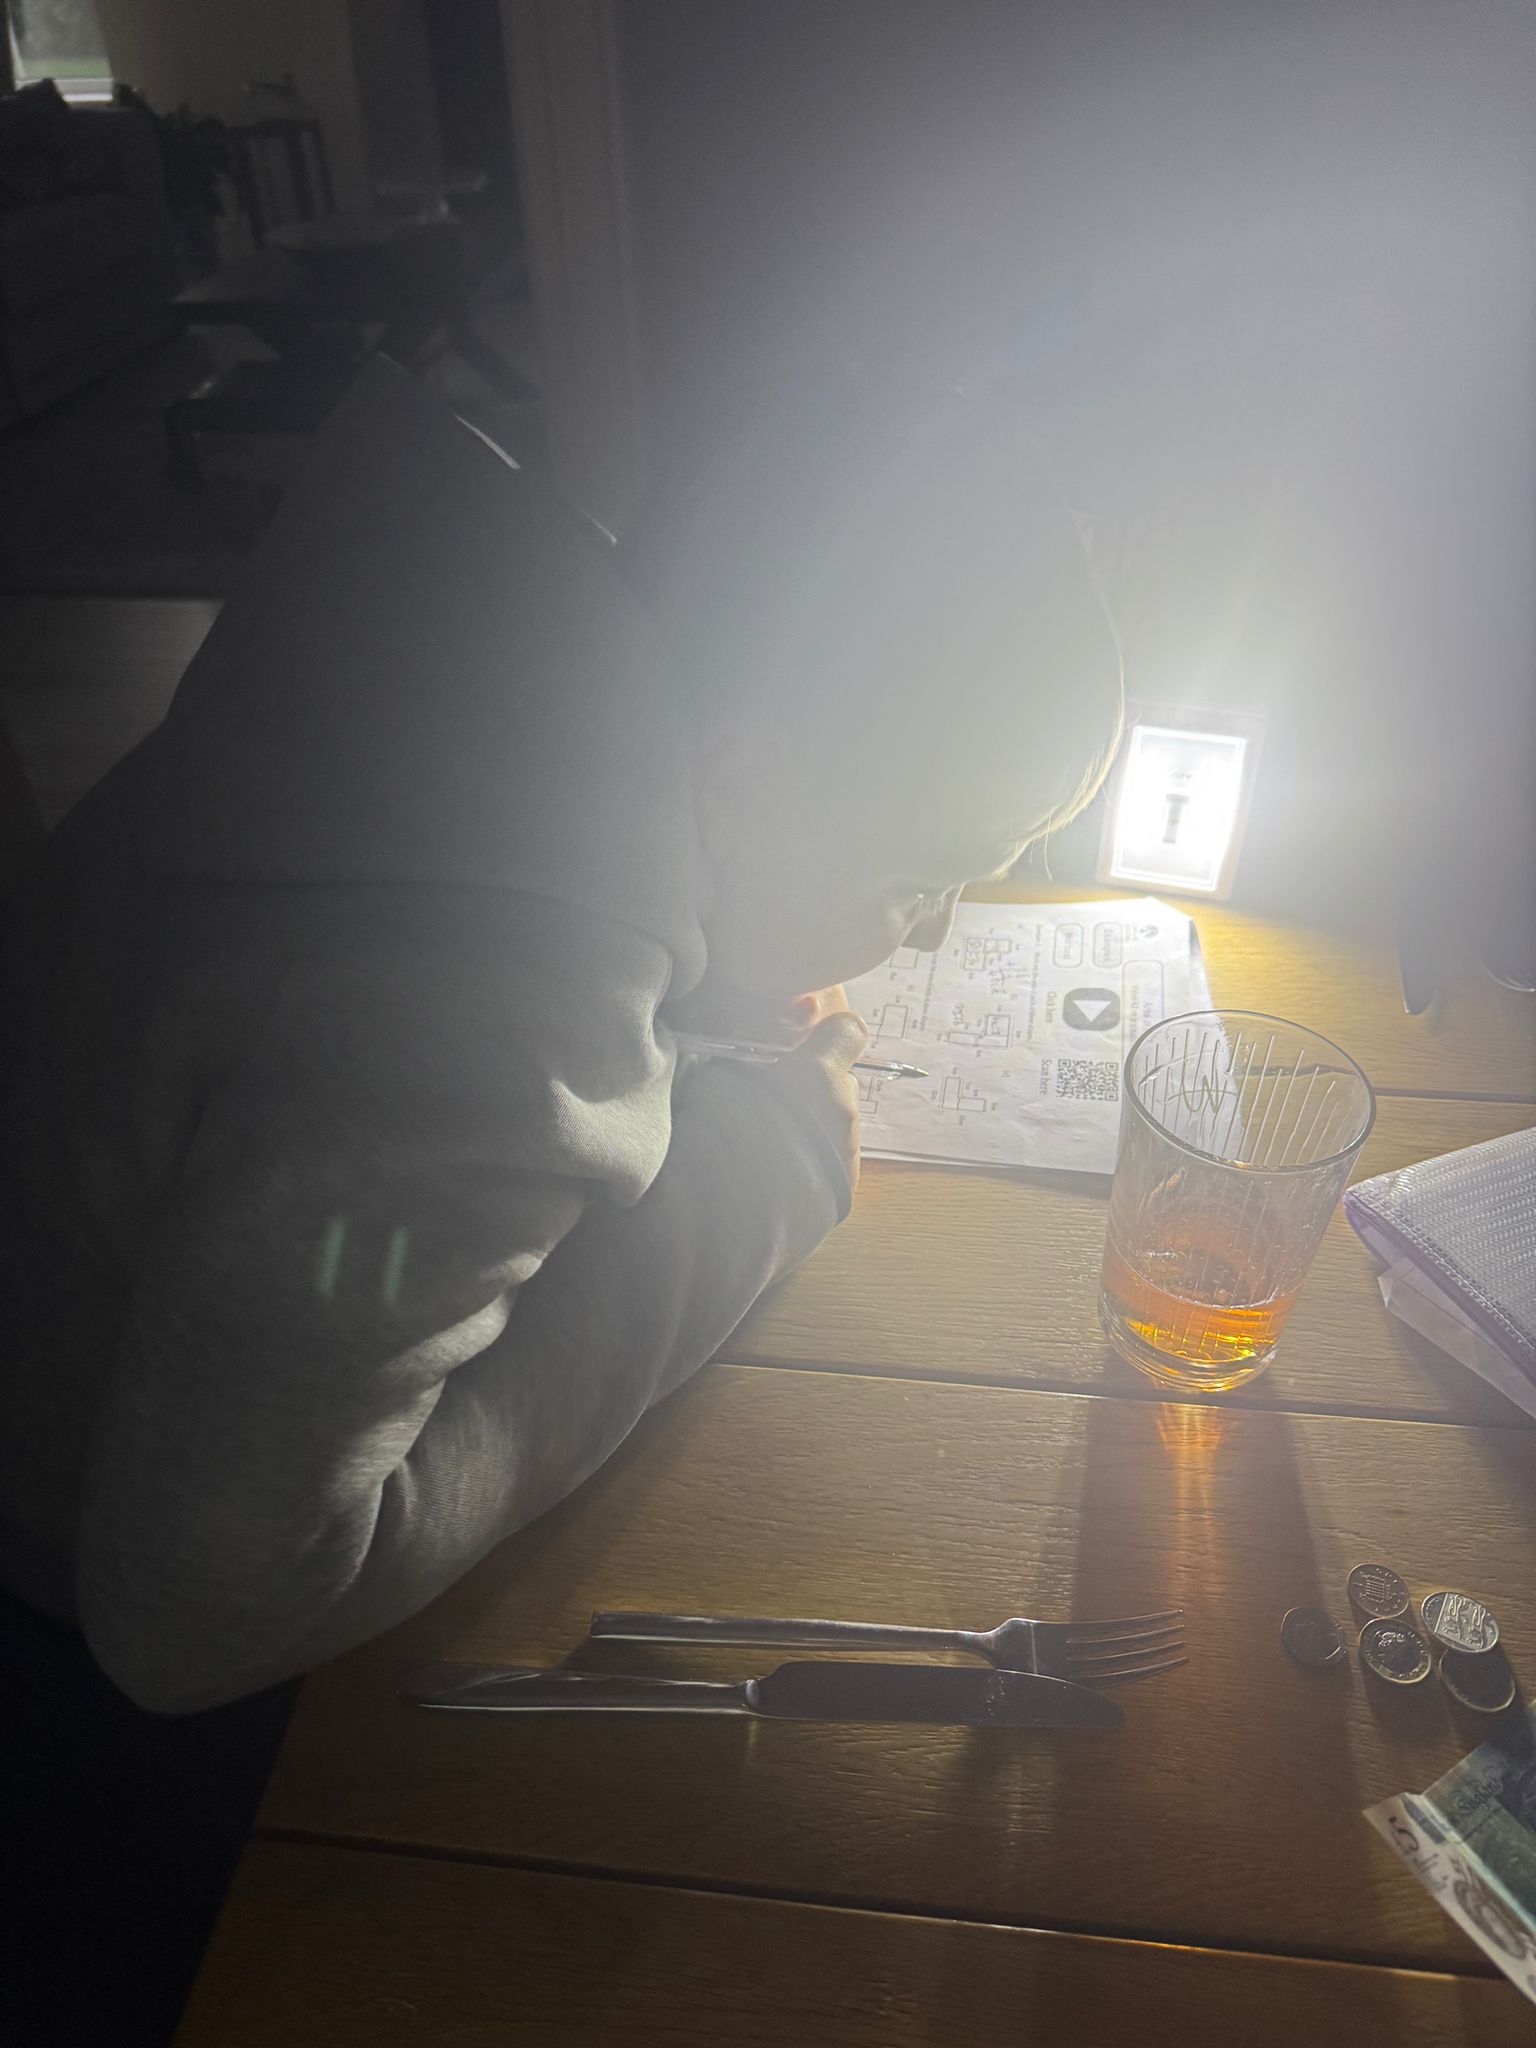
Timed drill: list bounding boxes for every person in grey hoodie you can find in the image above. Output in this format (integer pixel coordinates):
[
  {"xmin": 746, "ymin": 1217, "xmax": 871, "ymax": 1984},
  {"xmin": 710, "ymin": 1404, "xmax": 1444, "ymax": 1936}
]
[{"xmin": 0, "ymin": 358, "xmax": 1121, "ymax": 1721}]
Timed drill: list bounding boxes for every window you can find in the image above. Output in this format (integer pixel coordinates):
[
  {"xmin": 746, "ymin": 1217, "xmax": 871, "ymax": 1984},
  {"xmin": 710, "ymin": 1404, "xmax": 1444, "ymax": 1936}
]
[{"xmin": 6, "ymin": 0, "xmax": 113, "ymax": 102}]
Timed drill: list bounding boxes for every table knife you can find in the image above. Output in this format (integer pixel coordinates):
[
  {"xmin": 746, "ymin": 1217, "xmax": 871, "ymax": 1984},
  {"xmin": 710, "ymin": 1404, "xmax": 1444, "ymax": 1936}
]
[{"xmin": 406, "ymin": 1660, "xmax": 1124, "ymax": 1730}]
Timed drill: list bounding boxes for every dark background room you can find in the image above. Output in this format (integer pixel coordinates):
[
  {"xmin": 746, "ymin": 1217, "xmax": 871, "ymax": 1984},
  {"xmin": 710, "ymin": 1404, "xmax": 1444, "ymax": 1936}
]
[
  {"xmin": 3, "ymin": 0, "xmax": 1531, "ymax": 942},
  {"xmin": 2, "ymin": 3, "xmax": 1534, "ymax": 2045}
]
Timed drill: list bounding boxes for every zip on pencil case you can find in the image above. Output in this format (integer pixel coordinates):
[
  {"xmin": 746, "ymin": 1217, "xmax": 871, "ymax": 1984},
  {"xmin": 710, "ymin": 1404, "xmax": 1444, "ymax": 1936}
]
[{"xmin": 1343, "ymin": 1127, "xmax": 1536, "ymax": 1384}]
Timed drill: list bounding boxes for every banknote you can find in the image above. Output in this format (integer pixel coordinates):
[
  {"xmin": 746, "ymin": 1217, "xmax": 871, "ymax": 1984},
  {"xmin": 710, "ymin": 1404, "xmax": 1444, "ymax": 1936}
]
[{"xmin": 1366, "ymin": 1702, "xmax": 1536, "ymax": 2004}]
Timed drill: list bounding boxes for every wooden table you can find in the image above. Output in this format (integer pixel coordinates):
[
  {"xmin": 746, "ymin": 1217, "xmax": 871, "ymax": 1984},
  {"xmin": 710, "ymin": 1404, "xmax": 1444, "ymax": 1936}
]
[{"xmin": 178, "ymin": 890, "xmax": 1536, "ymax": 2046}]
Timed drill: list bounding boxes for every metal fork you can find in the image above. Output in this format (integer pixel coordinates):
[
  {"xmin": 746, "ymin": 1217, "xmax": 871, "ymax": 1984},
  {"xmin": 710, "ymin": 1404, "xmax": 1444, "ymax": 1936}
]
[{"xmin": 589, "ymin": 1607, "xmax": 1185, "ymax": 1684}]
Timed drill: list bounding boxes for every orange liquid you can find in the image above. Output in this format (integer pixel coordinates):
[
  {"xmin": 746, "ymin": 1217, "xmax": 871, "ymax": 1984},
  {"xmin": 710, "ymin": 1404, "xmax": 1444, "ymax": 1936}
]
[{"xmin": 1099, "ymin": 1223, "xmax": 1298, "ymax": 1391}]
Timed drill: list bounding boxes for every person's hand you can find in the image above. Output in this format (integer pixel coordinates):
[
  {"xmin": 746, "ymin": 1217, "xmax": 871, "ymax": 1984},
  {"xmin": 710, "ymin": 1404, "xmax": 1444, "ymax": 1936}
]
[
  {"xmin": 789, "ymin": 985, "xmax": 853, "ymax": 1036},
  {"xmin": 668, "ymin": 981, "xmax": 853, "ymax": 1049},
  {"xmin": 756, "ymin": 1007, "xmax": 869, "ymax": 1193}
]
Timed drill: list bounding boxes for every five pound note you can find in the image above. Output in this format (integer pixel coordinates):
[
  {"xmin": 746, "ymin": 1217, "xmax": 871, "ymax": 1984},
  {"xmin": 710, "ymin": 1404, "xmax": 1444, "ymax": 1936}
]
[{"xmin": 1367, "ymin": 1703, "xmax": 1536, "ymax": 2007}]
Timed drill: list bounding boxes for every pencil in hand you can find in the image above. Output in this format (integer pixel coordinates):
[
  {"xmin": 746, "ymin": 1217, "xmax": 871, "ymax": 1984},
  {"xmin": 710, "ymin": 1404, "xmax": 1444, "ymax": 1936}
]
[{"xmin": 673, "ymin": 1033, "xmax": 927, "ymax": 1080}]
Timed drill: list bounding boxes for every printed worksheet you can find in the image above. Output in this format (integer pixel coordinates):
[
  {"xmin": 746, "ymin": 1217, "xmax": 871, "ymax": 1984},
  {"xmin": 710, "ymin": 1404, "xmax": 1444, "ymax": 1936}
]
[{"xmin": 845, "ymin": 897, "xmax": 1211, "ymax": 1173}]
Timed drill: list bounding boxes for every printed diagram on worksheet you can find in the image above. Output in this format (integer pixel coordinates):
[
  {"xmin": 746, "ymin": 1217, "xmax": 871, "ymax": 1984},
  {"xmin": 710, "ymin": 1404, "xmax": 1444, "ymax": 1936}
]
[{"xmin": 844, "ymin": 898, "xmax": 1210, "ymax": 1173}]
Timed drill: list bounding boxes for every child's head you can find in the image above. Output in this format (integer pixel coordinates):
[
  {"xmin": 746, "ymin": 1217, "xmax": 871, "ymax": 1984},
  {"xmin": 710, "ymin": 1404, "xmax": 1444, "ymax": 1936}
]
[{"xmin": 623, "ymin": 370, "xmax": 1123, "ymax": 997}]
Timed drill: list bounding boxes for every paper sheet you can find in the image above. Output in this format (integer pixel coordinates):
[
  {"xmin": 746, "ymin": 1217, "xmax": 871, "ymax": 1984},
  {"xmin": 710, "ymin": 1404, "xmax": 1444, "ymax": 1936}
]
[
  {"xmin": 1376, "ymin": 1255, "xmax": 1536, "ymax": 1423},
  {"xmin": 844, "ymin": 897, "xmax": 1211, "ymax": 1173}
]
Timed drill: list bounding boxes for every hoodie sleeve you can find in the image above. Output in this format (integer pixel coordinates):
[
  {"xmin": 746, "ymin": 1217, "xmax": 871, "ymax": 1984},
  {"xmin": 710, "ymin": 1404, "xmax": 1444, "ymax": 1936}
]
[{"xmin": 74, "ymin": 895, "xmax": 845, "ymax": 1714}]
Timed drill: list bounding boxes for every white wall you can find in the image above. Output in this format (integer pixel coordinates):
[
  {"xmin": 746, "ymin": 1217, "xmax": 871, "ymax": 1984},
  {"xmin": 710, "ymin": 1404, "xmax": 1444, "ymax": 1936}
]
[
  {"xmin": 617, "ymin": 0, "xmax": 1536, "ymax": 922},
  {"xmin": 94, "ymin": 0, "xmax": 371, "ymax": 209}
]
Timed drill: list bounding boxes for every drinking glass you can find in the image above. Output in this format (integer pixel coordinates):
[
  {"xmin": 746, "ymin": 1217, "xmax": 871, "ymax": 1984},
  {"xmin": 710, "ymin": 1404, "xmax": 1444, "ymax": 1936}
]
[{"xmin": 1098, "ymin": 1010, "xmax": 1375, "ymax": 1393}]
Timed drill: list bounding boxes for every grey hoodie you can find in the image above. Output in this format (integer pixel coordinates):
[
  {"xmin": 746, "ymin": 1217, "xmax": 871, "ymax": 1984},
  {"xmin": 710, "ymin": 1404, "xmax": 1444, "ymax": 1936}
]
[{"xmin": 0, "ymin": 363, "xmax": 847, "ymax": 1713}]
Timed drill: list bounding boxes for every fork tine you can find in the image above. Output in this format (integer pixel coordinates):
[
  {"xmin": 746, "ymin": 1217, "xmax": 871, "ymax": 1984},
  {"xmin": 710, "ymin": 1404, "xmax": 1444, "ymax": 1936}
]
[
  {"xmin": 1065, "ymin": 1624, "xmax": 1186, "ymax": 1658},
  {"xmin": 1063, "ymin": 1608, "xmax": 1183, "ymax": 1644},
  {"xmin": 1071, "ymin": 1652, "xmax": 1188, "ymax": 1685},
  {"xmin": 1067, "ymin": 1635, "xmax": 1184, "ymax": 1669},
  {"xmin": 1068, "ymin": 1631, "xmax": 1184, "ymax": 1661}
]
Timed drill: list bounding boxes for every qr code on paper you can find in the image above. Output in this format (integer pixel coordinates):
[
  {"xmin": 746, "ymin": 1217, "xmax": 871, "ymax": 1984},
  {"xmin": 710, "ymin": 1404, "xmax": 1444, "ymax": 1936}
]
[{"xmin": 1056, "ymin": 1059, "xmax": 1119, "ymax": 1103}]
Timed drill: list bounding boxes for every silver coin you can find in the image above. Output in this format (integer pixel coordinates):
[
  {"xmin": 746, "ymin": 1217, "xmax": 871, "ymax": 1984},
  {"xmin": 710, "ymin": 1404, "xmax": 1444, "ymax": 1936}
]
[
  {"xmin": 1421, "ymin": 1590, "xmax": 1501, "ymax": 1654},
  {"xmin": 1281, "ymin": 1606, "xmax": 1347, "ymax": 1669},
  {"xmin": 1440, "ymin": 1646, "xmax": 1517, "ymax": 1715},
  {"xmin": 1348, "ymin": 1563, "xmax": 1410, "ymax": 1620},
  {"xmin": 1359, "ymin": 1617, "xmax": 1432, "ymax": 1686}
]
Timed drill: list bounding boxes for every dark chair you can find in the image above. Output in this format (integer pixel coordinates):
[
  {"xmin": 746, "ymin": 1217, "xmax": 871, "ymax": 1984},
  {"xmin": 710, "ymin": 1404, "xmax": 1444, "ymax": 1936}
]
[{"xmin": 226, "ymin": 110, "xmax": 334, "ymax": 246}]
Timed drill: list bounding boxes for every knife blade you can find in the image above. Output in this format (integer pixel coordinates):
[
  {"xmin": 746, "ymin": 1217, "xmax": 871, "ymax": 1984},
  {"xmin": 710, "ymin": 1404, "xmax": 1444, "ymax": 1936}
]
[{"xmin": 408, "ymin": 1660, "xmax": 1124, "ymax": 1730}]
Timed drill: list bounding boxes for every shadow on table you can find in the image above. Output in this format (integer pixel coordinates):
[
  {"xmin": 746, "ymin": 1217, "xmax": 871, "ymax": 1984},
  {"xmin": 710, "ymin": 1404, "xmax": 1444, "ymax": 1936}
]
[{"xmin": 915, "ymin": 1389, "xmax": 1439, "ymax": 2042}]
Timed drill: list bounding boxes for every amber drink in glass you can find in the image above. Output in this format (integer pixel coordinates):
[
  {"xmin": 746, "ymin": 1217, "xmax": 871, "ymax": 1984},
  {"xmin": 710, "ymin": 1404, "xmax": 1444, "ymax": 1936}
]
[{"xmin": 1098, "ymin": 1010, "xmax": 1374, "ymax": 1393}]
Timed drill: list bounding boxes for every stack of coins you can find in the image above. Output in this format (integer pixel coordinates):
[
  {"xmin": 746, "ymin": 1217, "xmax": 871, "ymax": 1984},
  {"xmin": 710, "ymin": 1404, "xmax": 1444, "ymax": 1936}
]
[
  {"xmin": 1418, "ymin": 1589, "xmax": 1516, "ymax": 1714},
  {"xmin": 1281, "ymin": 1566, "xmax": 1518, "ymax": 1715}
]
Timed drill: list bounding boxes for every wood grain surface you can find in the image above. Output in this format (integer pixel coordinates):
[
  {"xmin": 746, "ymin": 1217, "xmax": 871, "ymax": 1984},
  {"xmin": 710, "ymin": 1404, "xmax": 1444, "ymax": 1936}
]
[
  {"xmin": 735, "ymin": 1096, "xmax": 1536, "ymax": 1425},
  {"xmin": 968, "ymin": 883, "xmax": 1536, "ymax": 1101},
  {"xmin": 261, "ymin": 1367, "xmax": 1536, "ymax": 1974},
  {"xmin": 175, "ymin": 1845, "xmax": 1535, "ymax": 2048},
  {"xmin": 184, "ymin": 884, "xmax": 1536, "ymax": 2038}
]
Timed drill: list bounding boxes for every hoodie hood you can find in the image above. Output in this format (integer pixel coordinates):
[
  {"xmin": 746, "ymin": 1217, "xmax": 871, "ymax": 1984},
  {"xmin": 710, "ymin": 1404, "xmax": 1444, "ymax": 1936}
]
[{"xmin": 142, "ymin": 357, "xmax": 708, "ymax": 990}]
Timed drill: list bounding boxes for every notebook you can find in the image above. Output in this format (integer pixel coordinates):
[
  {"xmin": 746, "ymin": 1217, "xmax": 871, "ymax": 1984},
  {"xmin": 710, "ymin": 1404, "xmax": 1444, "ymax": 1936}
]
[{"xmin": 1344, "ymin": 1128, "xmax": 1536, "ymax": 1418}]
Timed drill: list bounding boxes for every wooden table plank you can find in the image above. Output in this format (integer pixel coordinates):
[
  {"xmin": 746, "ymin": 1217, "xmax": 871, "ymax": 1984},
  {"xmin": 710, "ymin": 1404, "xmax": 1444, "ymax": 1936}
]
[
  {"xmin": 735, "ymin": 1096, "xmax": 1536, "ymax": 1425},
  {"xmin": 970, "ymin": 883, "xmax": 1536, "ymax": 1101},
  {"xmin": 262, "ymin": 1368, "xmax": 1536, "ymax": 1973},
  {"xmin": 176, "ymin": 1844, "xmax": 1533, "ymax": 2047}
]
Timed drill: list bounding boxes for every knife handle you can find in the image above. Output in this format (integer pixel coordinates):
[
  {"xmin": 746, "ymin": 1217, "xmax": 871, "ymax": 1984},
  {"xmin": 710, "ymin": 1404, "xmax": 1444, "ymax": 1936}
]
[
  {"xmin": 590, "ymin": 1611, "xmax": 971, "ymax": 1655},
  {"xmin": 410, "ymin": 1664, "xmax": 748, "ymax": 1713}
]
